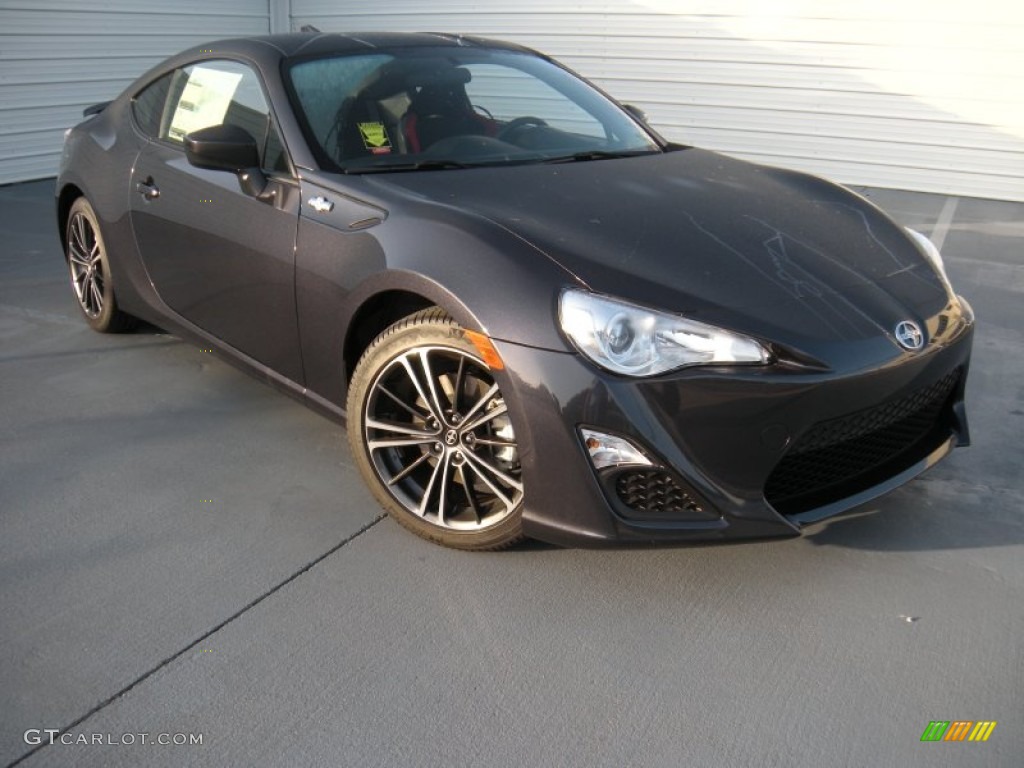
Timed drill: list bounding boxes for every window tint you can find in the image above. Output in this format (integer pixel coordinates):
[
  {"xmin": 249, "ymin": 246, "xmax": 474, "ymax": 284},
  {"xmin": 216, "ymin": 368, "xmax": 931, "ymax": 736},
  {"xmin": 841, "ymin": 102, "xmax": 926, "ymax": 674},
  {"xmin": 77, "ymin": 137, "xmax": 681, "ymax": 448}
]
[
  {"xmin": 160, "ymin": 60, "xmax": 288, "ymax": 173},
  {"xmin": 131, "ymin": 73, "xmax": 173, "ymax": 137}
]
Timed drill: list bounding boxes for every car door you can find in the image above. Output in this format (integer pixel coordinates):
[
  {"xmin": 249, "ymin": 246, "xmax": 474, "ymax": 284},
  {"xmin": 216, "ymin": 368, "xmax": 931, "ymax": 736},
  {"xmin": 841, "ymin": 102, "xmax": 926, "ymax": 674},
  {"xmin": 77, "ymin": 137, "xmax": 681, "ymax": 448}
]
[{"xmin": 129, "ymin": 59, "xmax": 303, "ymax": 383}]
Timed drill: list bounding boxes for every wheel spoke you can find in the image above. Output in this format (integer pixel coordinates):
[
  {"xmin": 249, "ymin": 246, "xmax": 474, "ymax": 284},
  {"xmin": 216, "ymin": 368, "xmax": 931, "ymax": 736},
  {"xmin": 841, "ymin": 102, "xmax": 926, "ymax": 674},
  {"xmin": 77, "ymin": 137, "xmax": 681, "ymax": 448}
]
[
  {"xmin": 462, "ymin": 449, "xmax": 522, "ymax": 493},
  {"xmin": 399, "ymin": 353, "xmax": 442, "ymax": 422},
  {"xmin": 458, "ymin": 464, "xmax": 485, "ymax": 524},
  {"xmin": 435, "ymin": 457, "xmax": 451, "ymax": 526},
  {"xmin": 461, "ymin": 456, "xmax": 518, "ymax": 512},
  {"xmin": 451, "ymin": 356, "xmax": 466, "ymax": 413},
  {"xmin": 470, "ymin": 436, "xmax": 517, "ymax": 448},
  {"xmin": 387, "ymin": 452, "xmax": 431, "ymax": 486},
  {"xmin": 417, "ymin": 451, "xmax": 449, "ymax": 517},
  {"xmin": 89, "ymin": 277, "xmax": 103, "ymax": 313},
  {"xmin": 461, "ymin": 399, "xmax": 508, "ymax": 433},
  {"xmin": 459, "ymin": 382, "xmax": 500, "ymax": 428},
  {"xmin": 368, "ymin": 435, "xmax": 436, "ymax": 451},
  {"xmin": 416, "ymin": 350, "xmax": 448, "ymax": 424},
  {"xmin": 468, "ymin": 454, "xmax": 524, "ymax": 495},
  {"xmin": 71, "ymin": 216, "xmax": 88, "ymax": 254},
  {"xmin": 376, "ymin": 383, "xmax": 429, "ymax": 421},
  {"xmin": 366, "ymin": 417, "xmax": 435, "ymax": 439},
  {"xmin": 366, "ymin": 416, "xmax": 437, "ymax": 451}
]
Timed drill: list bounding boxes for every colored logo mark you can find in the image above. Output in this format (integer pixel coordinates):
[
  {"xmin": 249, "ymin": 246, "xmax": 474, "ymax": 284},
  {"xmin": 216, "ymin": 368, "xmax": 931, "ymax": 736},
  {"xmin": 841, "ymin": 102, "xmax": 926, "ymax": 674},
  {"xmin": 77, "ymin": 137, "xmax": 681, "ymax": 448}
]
[
  {"xmin": 358, "ymin": 122, "xmax": 390, "ymax": 148},
  {"xmin": 358, "ymin": 122, "xmax": 392, "ymax": 154},
  {"xmin": 921, "ymin": 721, "xmax": 997, "ymax": 742}
]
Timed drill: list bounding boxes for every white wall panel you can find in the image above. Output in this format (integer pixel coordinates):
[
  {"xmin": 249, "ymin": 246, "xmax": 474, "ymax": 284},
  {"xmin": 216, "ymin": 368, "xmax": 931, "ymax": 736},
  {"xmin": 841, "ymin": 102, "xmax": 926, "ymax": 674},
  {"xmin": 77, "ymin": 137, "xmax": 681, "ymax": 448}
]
[
  {"xmin": 0, "ymin": 1, "xmax": 271, "ymax": 185},
  {"xmin": 3, "ymin": 1, "xmax": 1021, "ymax": 199},
  {"xmin": 291, "ymin": 0, "xmax": 1024, "ymax": 201}
]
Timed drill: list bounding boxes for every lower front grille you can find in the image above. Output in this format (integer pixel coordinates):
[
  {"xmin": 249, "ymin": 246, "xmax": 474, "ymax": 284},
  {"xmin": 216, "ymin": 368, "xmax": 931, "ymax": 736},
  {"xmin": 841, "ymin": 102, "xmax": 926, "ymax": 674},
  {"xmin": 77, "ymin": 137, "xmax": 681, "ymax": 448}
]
[
  {"xmin": 615, "ymin": 469, "xmax": 705, "ymax": 516},
  {"xmin": 765, "ymin": 367, "xmax": 962, "ymax": 515},
  {"xmin": 605, "ymin": 468, "xmax": 719, "ymax": 523}
]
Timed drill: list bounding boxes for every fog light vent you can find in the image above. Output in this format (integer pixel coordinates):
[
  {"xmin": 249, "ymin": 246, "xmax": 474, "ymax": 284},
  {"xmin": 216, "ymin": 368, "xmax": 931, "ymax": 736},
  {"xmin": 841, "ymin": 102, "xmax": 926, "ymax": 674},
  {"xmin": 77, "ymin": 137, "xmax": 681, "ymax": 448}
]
[{"xmin": 615, "ymin": 470, "xmax": 704, "ymax": 515}]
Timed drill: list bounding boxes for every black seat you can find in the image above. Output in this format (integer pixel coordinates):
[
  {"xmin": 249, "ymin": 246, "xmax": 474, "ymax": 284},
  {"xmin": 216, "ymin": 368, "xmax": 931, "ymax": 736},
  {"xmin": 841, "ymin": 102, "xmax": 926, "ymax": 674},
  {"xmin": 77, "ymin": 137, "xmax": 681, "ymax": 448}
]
[{"xmin": 401, "ymin": 70, "xmax": 495, "ymax": 153}]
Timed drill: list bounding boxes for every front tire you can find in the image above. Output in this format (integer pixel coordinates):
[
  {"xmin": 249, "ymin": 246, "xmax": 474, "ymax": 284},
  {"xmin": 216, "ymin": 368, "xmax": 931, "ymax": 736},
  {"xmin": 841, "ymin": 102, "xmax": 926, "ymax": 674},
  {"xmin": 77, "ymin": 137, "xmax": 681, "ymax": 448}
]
[
  {"xmin": 347, "ymin": 308, "xmax": 525, "ymax": 550},
  {"xmin": 66, "ymin": 197, "xmax": 136, "ymax": 333}
]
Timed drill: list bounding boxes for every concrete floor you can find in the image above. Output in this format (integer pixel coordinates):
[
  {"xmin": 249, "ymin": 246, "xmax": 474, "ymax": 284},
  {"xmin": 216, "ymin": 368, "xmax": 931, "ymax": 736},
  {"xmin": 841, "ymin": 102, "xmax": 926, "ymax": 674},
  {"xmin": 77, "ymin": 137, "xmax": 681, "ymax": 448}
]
[{"xmin": 1, "ymin": 178, "xmax": 1021, "ymax": 767}]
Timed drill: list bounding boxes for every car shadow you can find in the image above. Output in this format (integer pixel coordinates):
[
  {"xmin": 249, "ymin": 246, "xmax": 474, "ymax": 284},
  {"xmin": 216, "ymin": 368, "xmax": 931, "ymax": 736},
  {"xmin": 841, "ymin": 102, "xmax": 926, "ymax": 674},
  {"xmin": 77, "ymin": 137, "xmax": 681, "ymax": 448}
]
[
  {"xmin": 508, "ymin": 469, "xmax": 1024, "ymax": 554},
  {"xmin": 802, "ymin": 477, "xmax": 1024, "ymax": 551},
  {"xmin": 131, "ymin": 319, "xmax": 168, "ymax": 335}
]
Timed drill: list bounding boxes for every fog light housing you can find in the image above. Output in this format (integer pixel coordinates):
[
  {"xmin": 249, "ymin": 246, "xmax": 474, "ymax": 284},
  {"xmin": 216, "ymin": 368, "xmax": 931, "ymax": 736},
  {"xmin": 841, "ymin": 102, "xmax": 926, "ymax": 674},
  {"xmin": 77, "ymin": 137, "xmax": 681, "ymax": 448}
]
[{"xmin": 580, "ymin": 428, "xmax": 651, "ymax": 470}]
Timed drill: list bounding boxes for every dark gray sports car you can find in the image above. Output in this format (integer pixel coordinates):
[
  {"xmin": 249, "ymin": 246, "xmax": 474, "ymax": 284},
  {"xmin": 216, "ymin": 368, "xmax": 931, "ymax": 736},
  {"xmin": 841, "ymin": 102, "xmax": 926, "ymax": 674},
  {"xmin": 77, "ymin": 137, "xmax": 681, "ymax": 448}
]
[{"xmin": 56, "ymin": 32, "xmax": 973, "ymax": 549}]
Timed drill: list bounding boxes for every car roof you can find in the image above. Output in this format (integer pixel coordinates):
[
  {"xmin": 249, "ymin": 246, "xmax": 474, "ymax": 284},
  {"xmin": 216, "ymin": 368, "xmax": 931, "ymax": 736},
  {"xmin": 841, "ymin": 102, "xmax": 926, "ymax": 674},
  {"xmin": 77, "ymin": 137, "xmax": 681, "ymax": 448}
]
[{"xmin": 177, "ymin": 32, "xmax": 541, "ymax": 64}]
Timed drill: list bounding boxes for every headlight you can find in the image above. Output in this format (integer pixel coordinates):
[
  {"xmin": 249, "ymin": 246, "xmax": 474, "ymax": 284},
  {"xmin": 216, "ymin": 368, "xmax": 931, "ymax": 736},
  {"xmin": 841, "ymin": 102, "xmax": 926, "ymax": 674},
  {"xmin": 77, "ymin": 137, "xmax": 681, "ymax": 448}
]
[
  {"xmin": 905, "ymin": 228, "xmax": 954, "ymax": 296},
  {"xmin": 559, "ymin": 289, "xmax": 770, "ymax": 377}
]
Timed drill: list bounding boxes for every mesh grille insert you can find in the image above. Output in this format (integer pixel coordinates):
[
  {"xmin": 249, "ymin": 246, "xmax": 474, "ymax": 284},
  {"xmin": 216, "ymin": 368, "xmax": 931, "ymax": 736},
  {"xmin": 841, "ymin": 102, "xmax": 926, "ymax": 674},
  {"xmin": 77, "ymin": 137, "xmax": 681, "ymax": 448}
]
[
  {"xmin": 615, "ymin": 470, "xmax": 705, "ymax": 516},
  {"xmin": 765, "ymin": 367, "xmax": 961, "ymax": 514}
]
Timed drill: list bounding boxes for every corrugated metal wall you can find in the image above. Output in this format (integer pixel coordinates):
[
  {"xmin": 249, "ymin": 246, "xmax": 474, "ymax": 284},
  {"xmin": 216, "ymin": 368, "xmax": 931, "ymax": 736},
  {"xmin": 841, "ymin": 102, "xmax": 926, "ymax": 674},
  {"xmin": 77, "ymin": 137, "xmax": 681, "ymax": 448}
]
[
  {"xmin": 0, "ymin": 0, "xmax": 271, "ymax": 184},
  {"xmin": 292, "ymin": 0, "xmax": 1024, "ymax": 201},
  {"xmin": 2, "ymin": 1, "xmax": 1021, "ymax": 199}
]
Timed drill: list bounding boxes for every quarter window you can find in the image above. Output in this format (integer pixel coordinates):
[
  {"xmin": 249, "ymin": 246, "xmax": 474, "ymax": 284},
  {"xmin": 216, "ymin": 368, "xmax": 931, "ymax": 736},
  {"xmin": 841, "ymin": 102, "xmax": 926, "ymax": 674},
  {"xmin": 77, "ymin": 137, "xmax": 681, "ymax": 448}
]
[{"xmin": 131, "ymin": 73, "xmax": 173, "ymax": 138}]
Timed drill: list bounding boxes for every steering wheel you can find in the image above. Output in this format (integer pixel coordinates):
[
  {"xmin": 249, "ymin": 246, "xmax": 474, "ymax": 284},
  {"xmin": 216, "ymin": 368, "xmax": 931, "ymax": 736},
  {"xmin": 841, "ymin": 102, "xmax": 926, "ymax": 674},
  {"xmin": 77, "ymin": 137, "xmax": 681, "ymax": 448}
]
[{"xmin": 497, "ymin": 116, "xmax": 548, "ymax": 142}]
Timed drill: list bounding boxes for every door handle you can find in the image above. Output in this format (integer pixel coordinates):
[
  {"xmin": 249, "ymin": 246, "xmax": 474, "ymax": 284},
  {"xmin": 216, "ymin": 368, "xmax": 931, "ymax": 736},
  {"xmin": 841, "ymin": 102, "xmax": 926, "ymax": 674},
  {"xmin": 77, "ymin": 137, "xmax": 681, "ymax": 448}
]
[{"xmin": 136, "ymin": 178, "xmax": 160, "ymax": 200}]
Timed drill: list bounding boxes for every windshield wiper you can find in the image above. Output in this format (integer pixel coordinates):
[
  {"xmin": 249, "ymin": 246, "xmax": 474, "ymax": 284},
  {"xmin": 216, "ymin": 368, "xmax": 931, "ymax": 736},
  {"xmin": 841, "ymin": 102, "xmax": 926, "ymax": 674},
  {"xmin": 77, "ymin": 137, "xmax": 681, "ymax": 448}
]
[
  {"xmin": 544, "ymin": 149, "xmax": 659, "ymax": 164},
  {"xmin": 345, "ymin": 159, "xmax": 471, "ymax": 174}
]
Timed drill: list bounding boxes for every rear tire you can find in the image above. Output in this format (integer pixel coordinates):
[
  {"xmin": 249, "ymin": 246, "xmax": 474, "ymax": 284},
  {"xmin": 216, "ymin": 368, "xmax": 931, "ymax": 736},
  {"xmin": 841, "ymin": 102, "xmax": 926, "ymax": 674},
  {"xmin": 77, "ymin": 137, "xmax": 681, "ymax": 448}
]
[
  {"xmin": 66, "ymin": 197, "xmax": 137, "ymax": 333},
  {"xmin": 347, "ymin": 308, "xmax": 525, "ymax": 550}
]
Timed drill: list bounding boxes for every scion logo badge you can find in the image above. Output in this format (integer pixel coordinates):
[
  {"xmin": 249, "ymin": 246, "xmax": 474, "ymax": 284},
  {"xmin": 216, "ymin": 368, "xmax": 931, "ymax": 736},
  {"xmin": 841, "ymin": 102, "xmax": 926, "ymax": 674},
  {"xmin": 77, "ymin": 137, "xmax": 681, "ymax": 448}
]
[
  {"xmin": 895, "ymin": 320, "xmax": 924, "ymax": 350},
  {"xmin": 307, "ymin": 196, "xmax": 334, "ymax": 213}
]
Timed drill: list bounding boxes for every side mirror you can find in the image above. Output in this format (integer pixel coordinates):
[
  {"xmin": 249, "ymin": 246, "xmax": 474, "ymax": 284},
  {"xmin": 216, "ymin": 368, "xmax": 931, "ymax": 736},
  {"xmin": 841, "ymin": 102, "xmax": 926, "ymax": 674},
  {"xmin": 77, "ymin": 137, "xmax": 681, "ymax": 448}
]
[
  {"xmin": 185, "ymin": 124, "xmax": 273, "ymax": 201},
  {"xmin": 622, "ymin": 103, "xmax": 649, "ymax": 125},
  {"xmin": 185, "ymin": 124, "xmax": 259, "ymax": 172}
]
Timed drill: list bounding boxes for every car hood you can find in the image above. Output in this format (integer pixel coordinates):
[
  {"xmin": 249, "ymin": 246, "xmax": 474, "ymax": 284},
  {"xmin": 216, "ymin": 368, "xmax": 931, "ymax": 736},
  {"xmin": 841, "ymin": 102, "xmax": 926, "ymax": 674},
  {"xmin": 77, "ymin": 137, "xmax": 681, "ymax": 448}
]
[{"xmin": 367, "ymin": 148, "xmax": 952, "ymax": 359}]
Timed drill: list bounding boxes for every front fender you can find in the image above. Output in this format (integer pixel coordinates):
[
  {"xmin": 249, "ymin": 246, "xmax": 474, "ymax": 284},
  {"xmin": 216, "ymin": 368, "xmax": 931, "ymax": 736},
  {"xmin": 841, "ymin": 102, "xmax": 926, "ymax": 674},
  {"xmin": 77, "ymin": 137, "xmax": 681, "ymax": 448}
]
[{"xmin": 294, "ymin": 192, "xmax": 583, "ymax": 407}]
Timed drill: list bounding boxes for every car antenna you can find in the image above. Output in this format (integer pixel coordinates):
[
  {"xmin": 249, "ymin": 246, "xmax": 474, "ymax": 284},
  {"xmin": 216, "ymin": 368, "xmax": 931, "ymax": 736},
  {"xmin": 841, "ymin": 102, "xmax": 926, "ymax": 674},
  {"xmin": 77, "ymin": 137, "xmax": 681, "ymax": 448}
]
[{"xmin": 300, "ymin": 24, "xmax": 320, "ymax": 33}]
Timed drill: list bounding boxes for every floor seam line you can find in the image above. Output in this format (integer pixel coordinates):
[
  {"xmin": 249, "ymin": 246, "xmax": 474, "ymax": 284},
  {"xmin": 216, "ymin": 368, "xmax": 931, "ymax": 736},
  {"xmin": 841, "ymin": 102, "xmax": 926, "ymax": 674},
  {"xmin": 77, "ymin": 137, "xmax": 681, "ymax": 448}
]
[{"xmin": 4, "ymin": 514, "xmax": 385, "ymax": 768}]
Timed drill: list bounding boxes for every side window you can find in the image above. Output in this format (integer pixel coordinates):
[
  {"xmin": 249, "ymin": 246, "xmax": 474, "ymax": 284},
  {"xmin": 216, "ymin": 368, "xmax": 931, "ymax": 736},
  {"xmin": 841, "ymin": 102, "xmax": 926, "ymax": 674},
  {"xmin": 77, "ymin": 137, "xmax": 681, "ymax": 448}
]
[
  {"xmin": 159, "ymin": 60, "xmax": 289, "ymax": 173},
  {"xmin": 131, "ymin": 73, "xmax": 174, "ymax": 137}
]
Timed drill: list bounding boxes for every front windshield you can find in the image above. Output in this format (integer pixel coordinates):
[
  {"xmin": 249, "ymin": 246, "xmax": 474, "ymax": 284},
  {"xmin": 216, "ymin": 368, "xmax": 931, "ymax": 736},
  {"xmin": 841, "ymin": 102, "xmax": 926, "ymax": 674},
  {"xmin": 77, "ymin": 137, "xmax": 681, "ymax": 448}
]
[{"xmin": 286, "ymin": 46, "xmax": 661, "ymax": 172}]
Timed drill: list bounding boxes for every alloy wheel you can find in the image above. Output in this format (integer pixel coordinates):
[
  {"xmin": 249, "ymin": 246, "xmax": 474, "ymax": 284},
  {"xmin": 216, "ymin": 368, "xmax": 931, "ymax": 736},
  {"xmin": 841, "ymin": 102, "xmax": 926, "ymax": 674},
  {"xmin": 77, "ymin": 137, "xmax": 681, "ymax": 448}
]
[
  {"xmin": 363, "ymin": 345, "xmax": 523, "ymax": 531},
  {"xmin": 67, "ymin": 211, "xmax": 105, "ymax": 319}
]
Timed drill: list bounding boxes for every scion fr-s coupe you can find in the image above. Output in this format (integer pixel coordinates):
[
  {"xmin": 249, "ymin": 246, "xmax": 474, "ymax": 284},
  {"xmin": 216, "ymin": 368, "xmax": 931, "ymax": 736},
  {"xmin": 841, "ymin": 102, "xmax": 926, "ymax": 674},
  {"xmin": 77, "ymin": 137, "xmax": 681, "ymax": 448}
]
[{"xmin": 57, "ymin": 32, "xmax": 973, "ymax": 549}]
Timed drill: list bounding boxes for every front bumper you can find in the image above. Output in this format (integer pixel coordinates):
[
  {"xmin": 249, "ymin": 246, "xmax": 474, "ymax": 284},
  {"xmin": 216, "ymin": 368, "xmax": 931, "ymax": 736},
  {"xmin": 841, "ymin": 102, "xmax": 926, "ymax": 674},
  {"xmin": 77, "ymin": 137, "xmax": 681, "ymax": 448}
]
[{"xmin": 493, "ymin": 304, "xmax": 974, "ymax": 547}]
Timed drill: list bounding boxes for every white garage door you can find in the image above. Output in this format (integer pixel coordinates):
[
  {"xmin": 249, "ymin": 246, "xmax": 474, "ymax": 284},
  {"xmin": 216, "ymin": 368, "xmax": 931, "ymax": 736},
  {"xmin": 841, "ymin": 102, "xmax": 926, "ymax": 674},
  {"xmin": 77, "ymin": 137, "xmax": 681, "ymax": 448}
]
[
  {"xmin": 0, "ymin": 0, "xmax": 272, "ymax": 185},
  {"xmin": 291, "ymin": 0, "xmax": 1024, "ymax": 201}
]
